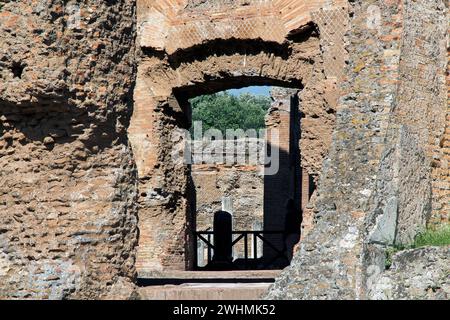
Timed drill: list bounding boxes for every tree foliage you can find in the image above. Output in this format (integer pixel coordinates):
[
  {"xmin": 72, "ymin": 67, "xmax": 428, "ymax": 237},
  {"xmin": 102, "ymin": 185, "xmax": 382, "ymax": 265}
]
[{"xmin": 190, "ymin": 92, "xmax": 271, "ymax": 136}]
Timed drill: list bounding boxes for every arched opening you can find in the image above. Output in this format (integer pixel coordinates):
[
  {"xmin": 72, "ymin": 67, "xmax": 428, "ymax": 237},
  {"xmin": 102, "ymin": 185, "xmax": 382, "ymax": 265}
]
[{"xmin": 130, "ymin": 21, "xmax": 340, "ymax": 276}]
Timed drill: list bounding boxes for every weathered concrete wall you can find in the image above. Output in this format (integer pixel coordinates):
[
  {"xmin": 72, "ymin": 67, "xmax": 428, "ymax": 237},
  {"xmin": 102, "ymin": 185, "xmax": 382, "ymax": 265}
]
[
  {"xmin": 266, "ymin": 0, "xmax": 449, "ymax": 300},
  {"xmin": 0, "ymin": 1, "xmax": 138, "ymax": 299}
]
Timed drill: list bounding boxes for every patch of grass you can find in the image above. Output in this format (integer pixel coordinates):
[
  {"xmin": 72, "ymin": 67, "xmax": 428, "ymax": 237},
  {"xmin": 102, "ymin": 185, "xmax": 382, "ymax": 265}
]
[
  {"xmin": 384, "ymin": 223, "xmax": 450, "ymax": 269},
  {"xmin": 413, "ymin": 224, "xmax": 450, "ymax": 248}
]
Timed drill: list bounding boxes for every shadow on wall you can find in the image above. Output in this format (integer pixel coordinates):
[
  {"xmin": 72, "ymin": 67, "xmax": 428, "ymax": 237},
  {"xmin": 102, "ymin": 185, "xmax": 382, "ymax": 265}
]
[{"xmin": 263, "ymin": 92, "xmax": 302, "ymax": 268}]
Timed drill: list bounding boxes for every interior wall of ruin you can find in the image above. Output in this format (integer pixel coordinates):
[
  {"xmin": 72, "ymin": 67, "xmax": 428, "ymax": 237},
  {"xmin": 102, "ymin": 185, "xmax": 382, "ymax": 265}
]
[
  {"xmin": 192, "ymin": 163, "xmax": 264, "ymax": 266},
  {"xmin": 193, "ymin": 164, "xmax": 263, "ymax": 233}
]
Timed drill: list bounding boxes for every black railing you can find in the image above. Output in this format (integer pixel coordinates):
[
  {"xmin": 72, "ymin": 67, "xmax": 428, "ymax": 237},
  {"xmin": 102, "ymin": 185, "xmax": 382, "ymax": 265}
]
[{"xmin": 194, "ymin": 230, "xmax": 289, "ymax": 270}]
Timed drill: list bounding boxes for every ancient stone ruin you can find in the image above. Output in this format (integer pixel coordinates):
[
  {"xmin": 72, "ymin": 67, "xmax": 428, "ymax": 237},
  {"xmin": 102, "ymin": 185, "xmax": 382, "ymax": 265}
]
[{"xmin": 0, "ymin": 0, "xmax": 448, "ymax": 299}]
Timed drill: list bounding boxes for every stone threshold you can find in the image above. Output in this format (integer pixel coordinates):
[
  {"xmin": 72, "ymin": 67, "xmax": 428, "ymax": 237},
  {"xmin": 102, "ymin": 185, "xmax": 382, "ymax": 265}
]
[{"xmin": 137, "ymin": 270, "xmax": 281, "ymax": 285}]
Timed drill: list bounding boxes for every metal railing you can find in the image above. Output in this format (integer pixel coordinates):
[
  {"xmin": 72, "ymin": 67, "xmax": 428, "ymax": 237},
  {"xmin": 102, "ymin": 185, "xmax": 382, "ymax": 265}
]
[{"xmin": 194, "ymin": 230, "xmax": 289, "ymax": 270}]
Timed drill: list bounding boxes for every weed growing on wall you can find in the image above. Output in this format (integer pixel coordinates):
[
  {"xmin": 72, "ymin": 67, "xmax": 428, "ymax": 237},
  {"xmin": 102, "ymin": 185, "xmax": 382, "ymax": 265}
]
[
  {"xmin": 385, "ymin": 224, "xmax": 450, "ymax": 269},
  {"xmin": 414, "ymin": 224, "xmax": 450, "ymax": 248}
]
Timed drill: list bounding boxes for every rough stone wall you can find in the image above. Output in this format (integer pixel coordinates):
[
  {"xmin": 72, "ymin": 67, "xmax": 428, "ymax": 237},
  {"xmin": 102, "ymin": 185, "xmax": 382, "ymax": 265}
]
[
  {"xmin": 432, "ymin": 15, "xmax": 450, "ymax": 224},
  {"xmin": 0, "ymin": 1, "xmax": 138, "ymax": 299},
  {"xmin": 370, "ymin": 247, "xmax": 449, "ymax": 300},
  {"xmin": 368, "ymin": 126, "xmax": 431, "ymax": 247},
  {"xmin": 442, "ymin": 42, "xmax": 450, "ymax": 222},
  {"xmin": 368, "ymin": 0, "xmax": 447, "ymax": 246},
  {"xmin": 186, "ymin": 0, "xmax": 266, "ymax": 10},
  {"xmin": 266, "ymin": 0, "xmax": 449, "ymax": 300}
]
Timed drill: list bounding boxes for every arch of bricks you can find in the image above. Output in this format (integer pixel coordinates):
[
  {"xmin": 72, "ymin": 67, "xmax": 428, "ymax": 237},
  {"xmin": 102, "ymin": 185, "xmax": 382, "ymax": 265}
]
[
  {"xmin": 138, "ymin": 0, "xmax": 348, "ymax": 54},
  {"xmin": 131, "ymin": 0, "xmax": 349, "ymax": 273}
]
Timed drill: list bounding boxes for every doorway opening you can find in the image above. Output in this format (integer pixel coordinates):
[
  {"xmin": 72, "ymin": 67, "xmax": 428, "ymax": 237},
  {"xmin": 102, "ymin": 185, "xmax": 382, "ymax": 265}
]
[
  {"xmin": 186, "ymin": 85, "xmax": 314, "ymax": 270},
  {"xmin": 130, "ymin": 25, "xmax": 336, "ymax": 275}
]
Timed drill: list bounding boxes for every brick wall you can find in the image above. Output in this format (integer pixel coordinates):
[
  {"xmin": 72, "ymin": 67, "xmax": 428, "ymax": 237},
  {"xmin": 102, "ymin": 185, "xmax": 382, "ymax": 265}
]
[{"xmin": 138, "ymin": 0, "xmax": 349, "ymax": 53}]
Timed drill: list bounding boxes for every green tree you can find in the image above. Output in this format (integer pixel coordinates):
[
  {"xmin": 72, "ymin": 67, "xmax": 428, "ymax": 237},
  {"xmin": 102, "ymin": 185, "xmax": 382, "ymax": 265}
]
[{"xmin": 190, "ymin": 92, "xmax": 271, "ymax": 138}]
